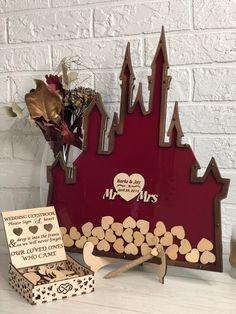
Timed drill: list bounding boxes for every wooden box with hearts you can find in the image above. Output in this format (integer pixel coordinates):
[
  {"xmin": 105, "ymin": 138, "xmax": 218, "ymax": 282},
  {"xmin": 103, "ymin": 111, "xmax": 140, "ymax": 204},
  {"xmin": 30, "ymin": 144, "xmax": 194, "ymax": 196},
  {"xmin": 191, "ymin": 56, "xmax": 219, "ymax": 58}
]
[{"xmin": 2, "ymin": 206, "xmax": 95, "ymax": 305}]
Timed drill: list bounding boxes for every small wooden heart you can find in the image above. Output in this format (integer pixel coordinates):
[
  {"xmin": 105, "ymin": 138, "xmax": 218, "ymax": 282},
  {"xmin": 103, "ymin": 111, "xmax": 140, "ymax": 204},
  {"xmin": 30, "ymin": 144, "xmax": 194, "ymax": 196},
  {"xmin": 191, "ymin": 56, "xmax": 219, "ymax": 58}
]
[
  {"xmin": 166, "ymin": 244, "xmax": 178, "ymax": 260},
  {"xmin": 123, "ymin": 216, "xmax": 136, "ymax": 229},
  {"xmin": 111, "ymin": 222, "xmax": 123, "ymax": 236},
  {"xmin": 13, "ymin": 227, "xmax": 23, "ymax": 236},
  {"xmin": 23, "ymin": 272, "xmax": 41, "ymax": 285},
  {"xmin": 92, "ymin": 226, "xmax": 105, "ymax": 240},
  {"xmin": 88, "ymin": 236, "xmax": 99, "ymax": 246},
  {"xmin": 44, "ymin": 224, "xmax": 53, "ymax": 232},
  {"xmin": 185, "ymin": 248, "xmax": 200, "ymax": 263},
  {"xmin": 69, "ymin": 226, "xmax": 81, "ymax": 240},
  {"xmin": 171, "ymin": 225, "xmax": 185, "ymax": 240},
  {"xmin": 179, "ymin": 239, "xmax": 192, "ymax": 255},
  {"xmin": 75, "ymin": 235, "xmax": 87, "ymax": 248},
  {"xmin": 197, "ymin": 238, "xmax": 213, "ymax": 252},
  {"xmin": 63, "ymin": 234, "xmax": 74, "ymax": 247},
  {"xmin": 122, "ymin": 228, "xmax": 133, "ymax": 243},
  {"xmin": 137, "ymin": 219, "xmax": 150, "ymax": 235},
  {"xmin": 160, "ymin": 232, "xmax": 173, "ymax": 246},
  {"xmin": 124, "ymin": 243, "xmax": 138, "ymax": 255},
  {"xmin": 114, "ymin": 173, "xmax": 145, "ymax": 202},
  {"xmin": 81, "ymin": 222, "xmax": 93, "ymax": 237},
  {"xmin": 141, "ymin": 243, "xmax": 152, "ymax": 256},
  {"xmin": 133, "ymin": 231, "xmax": 145, "ymax": 246},
  {"xmin": 59, "ymin": 226, "xmax": 67, "ymax": 236},
  {"xmin": 113, "ymin": 238, "xmax": 125, "ymax": 254},
  {"xmin": 200, "ymin": 251, "xmax": 216, "ymax": 264},
  {"xmin": 154, "ymin": 221, "xmax": 166, "ymax": 236},
  {"xmin": 146, "ymin": 232, "xmax": 158, "ymax": 246},
  {"xmin": 97, "ymin": 239, "xmax": 110, "ymax": 252},
  {"xmin": 101, "ymin": 216, "xmax": 114, "ymax": 230},
  {"xmin": 29, "ymin": 225, "xmax": 38, "ymax": 234},
  {"xmin": 105, "ymin": 229, "xmax": 116, "ymax": 243}
]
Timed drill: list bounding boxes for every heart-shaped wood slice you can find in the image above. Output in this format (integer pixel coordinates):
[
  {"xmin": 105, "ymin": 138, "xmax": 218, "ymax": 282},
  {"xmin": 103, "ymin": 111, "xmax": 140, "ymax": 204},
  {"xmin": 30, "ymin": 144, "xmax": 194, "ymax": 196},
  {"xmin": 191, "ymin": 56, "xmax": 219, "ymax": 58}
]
[
  {"xmin": 81, "ymin": 222, "xmax": 93, "ymax": 237},
  {"xmin": 69, "ymin": 226, "xmax": 81, "ymax": 240},
  {"xmin": 101, "ymin": 216, "xmax": 114, "ymax": 230},
  {"xmin": 154, "ymin": 221, "xmax": 166, "ymax": 236},
  {"xmin": 113, "ymin": 238, "xmax": 125, "ymax": 254},
  {"xmin": 122, "ymin": 228, "xmax": 133, "ymax": 243},
  {"xmin": 141, "ymin": 243, "xmax": 152, "ymax": 256},
  {"xmin": 75, "ymin": 236, "xmax": 87, "ymax": 248},
  {"xmin": 179, "ymin": 239, "xmax": 192, "ymax": 255},
  {"xmin": 97, "ymin": 239, "xmax": 110, "ymax": 252},
  {"xmin": 105, "ymin": 229, "xmax": 116, "ymax": 243},
  {"xmin": 133, "ymin": 231, "xmax": 145, "ymax": 246},
  {"xmin": 185, "ymin": 249, "xmax": 200, "ymax": 263},
  {"xmin": 63, "ymin": 234, "xmax": 74, "ymax": 247},
  {"xmin": 160, "ymin": 232, "xmax": 173, "ymax": 246},
  {"xmin": 171, "ymin": 225, "xmax": 185, "ymax": 240},
  {"xmin": 114, "ymin": 173, "xmax": 145, "ymax": 201},
  {"xmin": 197, "ymin": 238, "xmax": 213, "ymax": 252},
  {"xmin": 137, "ymin": 219, "xmax": 150, "ymax": 235},
  {"xmin": 92, "ymin": 226, "xmax": 105, "ymax": 240},
  {"xmin": 200, "ymin": 251, "xmax": 216, "ymax": 264},
  {"xmin": 123, "ymin": 216, "xmax": 136, "ymax": 229},
  {"xmin": 124, "ymin": 243, "xmax": 138, "ymax": 255},
  {"xmin": 111, "ymin": 222, "xmax": 123, "ymax": 236},
  {"xmin": 166, "ymin": 244, "xmax": 178, "ymax": 260},
  {"xmin": 146, "ymin": 232, "xmax": 158, "ymax": 246}
]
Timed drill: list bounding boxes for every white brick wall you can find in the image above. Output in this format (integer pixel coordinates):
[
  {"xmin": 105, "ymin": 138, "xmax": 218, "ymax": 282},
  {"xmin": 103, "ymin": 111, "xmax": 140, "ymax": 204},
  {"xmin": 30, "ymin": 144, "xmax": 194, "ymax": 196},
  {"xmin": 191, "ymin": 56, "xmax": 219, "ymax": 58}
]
[{"xmin": 0, "ymin": 0, "xmax": 235, "ymax": 255}]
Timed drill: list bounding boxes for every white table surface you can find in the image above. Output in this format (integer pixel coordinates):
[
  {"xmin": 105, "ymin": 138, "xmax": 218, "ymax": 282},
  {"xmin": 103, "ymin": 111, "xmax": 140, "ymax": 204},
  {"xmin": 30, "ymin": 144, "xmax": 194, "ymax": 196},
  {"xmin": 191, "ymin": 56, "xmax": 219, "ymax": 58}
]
[{"xmin": 0, "ymin": 230, "xmax": 236, "ymax": 314}]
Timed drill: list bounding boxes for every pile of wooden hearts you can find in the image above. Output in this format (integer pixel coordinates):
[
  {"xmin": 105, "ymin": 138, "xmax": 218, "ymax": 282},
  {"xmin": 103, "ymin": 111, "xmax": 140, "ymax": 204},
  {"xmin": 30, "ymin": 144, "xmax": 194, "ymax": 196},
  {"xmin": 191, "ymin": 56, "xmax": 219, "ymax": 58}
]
[
  {"xmin": 60, "ymin": 216, "xmax": 215, "ymax": 265},
  {"xmin": 22, "ymin": 265, "xmax": 77, "ymax": 285}
]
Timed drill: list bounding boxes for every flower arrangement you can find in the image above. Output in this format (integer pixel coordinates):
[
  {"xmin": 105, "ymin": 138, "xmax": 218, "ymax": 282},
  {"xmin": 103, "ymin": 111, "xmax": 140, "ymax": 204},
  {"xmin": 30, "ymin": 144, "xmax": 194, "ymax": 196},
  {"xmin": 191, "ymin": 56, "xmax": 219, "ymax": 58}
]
[{"xmin": 24, "ymin": 57, "xmax": 96, "ymax": 163}]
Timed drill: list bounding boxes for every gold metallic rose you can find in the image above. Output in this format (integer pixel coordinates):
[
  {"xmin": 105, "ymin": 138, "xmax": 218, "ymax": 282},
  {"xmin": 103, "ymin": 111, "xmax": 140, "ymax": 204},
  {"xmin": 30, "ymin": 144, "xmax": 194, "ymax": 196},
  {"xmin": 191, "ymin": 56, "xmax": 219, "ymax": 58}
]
[{"xmin": 25, "ymin": 79, "xmax": 62, "ymax": 125}]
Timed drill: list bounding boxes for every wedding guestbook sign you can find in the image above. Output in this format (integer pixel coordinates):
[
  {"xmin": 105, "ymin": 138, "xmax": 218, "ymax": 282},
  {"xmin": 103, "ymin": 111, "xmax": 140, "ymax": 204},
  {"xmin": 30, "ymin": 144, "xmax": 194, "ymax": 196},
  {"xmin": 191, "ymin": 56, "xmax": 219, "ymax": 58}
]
[
  {"xmin": 2, "ymin": 206, "xmax": 66, "ymax": 268},
  {"xmin": 47, "ymin": 28, "xmax": 230, "ymax": 272},
  {"xmin": 2, "ymin": 207, "xmax": 94, "ymax": 305}
]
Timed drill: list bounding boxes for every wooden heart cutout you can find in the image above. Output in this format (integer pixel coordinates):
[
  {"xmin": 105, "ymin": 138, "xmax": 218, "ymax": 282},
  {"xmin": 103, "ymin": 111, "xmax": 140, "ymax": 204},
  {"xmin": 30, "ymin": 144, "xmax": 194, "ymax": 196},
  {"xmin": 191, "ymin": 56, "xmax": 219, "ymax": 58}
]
[
  {"xmin": 171, "ymin": 225, "xmax": 185, "ymax": 240},
  {"xmin": 44, "ymin": 223, "xmax": 53, "ymax": 232},
  {"xmin": 13, "ymin": 227, "xmax": 23, "ymax": 236},
  {"xmin": 63, "ymin": 234, "xmax": 74, "ymax": 247},
  {"xmin": 137, "ymin": 219, "xmax": 150, "ymax": 235},
  {"xmin": 133, "ymin": 231, "xmax": 145, "ymax": 246},
  {"xmin": 97, "ymin": 239, "xmax": 110, "ymax": 252},
  {"xmin": 69, "ymin": 226, "xmax": 81, "ymax": 240},
  {"xmin": 113, "ymin": 173, "xmax": 145, "ymax": 201},
  {"xmin": 179, "ymin": 239, "xmax": 192, "ymax": 255},
  {"xmin": 29, "ymin": 225, "xmax": 38, "ymax": 234},
  {"xmin": 111, "ymin": 222, "xmax": 123, "ymax": 236},
  {"xmin": 197, "ymin": 238, "xmax": 213, "ymax": 252},
  {"xmin": 101, "ymin": 216, "xmax": 114, "ymax": 230},
  {"xmin": 185, "ymin": 249, "xmax": 200, "ymax": 263},
  {"xmin": 105, "ymin": 229, "xmax": 116, "ymax": 243},
  {"xmin": 200, "ymin": 251, "xmax": 216, "ymax": 264},
  {"xmin": 113, "ymin": 238, "xmax": 125, "ymax": 253},
  {"xmin": 124, "ymin": 243, "xmax": 138, "ymax": 255},
  {"xmin": 166, "ymin": 244, "xmax": 179, "ymax": 260}
]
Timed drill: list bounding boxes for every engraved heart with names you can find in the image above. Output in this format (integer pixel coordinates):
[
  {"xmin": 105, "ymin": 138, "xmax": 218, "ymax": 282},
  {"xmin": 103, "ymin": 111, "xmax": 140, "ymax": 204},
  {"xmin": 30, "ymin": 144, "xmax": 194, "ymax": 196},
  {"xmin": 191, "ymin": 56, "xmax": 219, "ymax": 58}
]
[{"xmin": 113, "ymin": 173, "xmax": 145, "ymax": 202}]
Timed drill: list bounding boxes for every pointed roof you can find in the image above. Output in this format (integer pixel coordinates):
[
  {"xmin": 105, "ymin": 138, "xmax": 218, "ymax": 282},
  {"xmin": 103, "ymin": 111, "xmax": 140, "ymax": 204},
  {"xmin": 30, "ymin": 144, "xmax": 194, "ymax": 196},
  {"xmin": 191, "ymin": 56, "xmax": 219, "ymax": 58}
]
[
  {"xmin": 167, "ymin": 102, "xmax": 186, "ymax": 147},
  {"xmin": 191, "ymin": 157, "xmax": 230, "ymax": 200},
  {"xmin": 82, "ymin": 93, "xmax": 109, "ymax": 153},
  {"xmin": 119, "ymin": 42, "xmax": 135, "ymax": 81},
  {"xmin": 151, "ymin": 26, "xmax": 169, "ymax": 69},
  {"xmin": 129, "ymin": 83, "xmax": 148, "ymax": 115}
]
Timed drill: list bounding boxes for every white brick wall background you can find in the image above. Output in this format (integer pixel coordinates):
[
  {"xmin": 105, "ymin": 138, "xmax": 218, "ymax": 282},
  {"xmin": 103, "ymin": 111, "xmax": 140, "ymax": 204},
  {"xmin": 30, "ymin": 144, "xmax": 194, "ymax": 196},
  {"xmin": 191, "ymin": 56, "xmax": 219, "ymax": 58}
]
[{"xmin": 0, "ymin": 0, "xmax": 235, "ymax": 255}]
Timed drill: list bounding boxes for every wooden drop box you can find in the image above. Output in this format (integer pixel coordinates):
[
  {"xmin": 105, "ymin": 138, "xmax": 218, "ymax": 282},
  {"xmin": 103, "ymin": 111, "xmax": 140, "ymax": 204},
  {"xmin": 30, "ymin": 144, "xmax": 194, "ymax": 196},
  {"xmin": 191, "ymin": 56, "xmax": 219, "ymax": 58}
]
[{"xmin": 2, "ymin": 206, "xmax": 95, "ymax": 305}]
